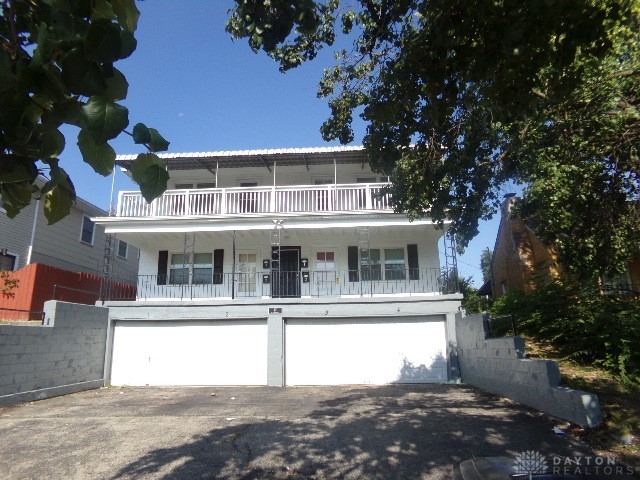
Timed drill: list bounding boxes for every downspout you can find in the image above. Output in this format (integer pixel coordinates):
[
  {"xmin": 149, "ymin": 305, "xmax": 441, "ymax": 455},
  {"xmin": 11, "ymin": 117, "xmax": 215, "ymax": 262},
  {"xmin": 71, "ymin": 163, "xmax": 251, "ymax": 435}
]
[
  {"xmin": 26, "ymin": 198, "xmax": 40, "ymax": 265},
  {"xmin": 215, "ymin": 160, "xmax": 218, "ymax": 188}
]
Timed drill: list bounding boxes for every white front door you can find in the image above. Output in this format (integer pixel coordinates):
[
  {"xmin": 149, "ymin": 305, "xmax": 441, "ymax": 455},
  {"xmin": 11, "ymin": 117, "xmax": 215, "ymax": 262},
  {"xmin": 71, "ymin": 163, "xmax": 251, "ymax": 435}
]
[
  {"xmin": 237, "ymin": 252, "xmax": 258, "ymax": 297},
  {"xmin": 314, "ymin": 250, "xmax": 337, "ymax": 296},
  {"xmin": 285, "ymin": 317, "xmax": 448, "ymax": 385}
]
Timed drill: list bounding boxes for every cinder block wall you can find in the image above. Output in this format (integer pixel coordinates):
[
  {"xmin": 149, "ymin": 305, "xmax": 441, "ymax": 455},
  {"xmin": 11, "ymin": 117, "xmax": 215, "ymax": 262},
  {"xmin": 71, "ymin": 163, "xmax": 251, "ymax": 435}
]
[
  {"xmin": 456, "ymin": 312, "xmax": 602, "ymax": 428},
  {"xmin": 0, "ymin": 301, "xmax": 108, "ymax": 406}
]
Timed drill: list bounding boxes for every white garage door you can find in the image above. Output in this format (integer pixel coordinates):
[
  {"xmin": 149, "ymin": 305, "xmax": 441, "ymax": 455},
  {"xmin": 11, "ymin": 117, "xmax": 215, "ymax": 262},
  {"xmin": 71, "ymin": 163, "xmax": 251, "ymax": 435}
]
[
  {"xmin": 285, "ymin": 317, "xmax": 447, "ymax": 385},
  {"xmin": 110, "ymin": 320, "xmax": 267, "ymax": 386}
]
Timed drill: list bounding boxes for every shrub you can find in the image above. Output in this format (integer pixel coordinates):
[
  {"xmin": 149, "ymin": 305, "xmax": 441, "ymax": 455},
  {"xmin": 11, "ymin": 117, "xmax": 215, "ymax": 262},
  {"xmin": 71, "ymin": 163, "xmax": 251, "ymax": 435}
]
[{"xmin": 491, "ymin": 282, "xmax": 640, "ymax": 386}]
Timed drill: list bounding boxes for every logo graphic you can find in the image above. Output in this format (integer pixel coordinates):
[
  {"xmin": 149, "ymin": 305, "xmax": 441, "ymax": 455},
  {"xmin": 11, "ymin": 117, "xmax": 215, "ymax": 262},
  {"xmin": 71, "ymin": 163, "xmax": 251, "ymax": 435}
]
[{"xmin": 514, "ymin": 450, "xmax": 548, "ymax": 479}]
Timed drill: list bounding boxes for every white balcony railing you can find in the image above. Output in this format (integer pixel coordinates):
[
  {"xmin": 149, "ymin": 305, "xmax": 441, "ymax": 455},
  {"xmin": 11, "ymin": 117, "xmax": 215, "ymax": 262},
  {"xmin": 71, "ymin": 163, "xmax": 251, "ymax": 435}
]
[{"xmin": 117, "ymin": 183, "xmax": 392, "ymax": 217}]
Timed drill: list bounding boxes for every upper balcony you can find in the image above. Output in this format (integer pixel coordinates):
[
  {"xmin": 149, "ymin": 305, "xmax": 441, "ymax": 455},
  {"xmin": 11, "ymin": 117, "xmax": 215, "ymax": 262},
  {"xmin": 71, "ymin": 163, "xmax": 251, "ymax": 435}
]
[{"xmin": 117, "ymin": 183, "xmax": 392, "ymax": 218}]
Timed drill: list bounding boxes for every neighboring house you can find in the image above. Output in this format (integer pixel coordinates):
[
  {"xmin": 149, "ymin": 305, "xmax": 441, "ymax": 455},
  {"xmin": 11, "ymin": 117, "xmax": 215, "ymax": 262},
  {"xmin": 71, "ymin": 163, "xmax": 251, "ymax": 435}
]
[
  {"xmin": 0, "ymin": 180, "xmax": 140, "ymax": 319},
  {"xmin": 0, "ymin": 178, "xmax": 139, "ymax": 280},
  {"xmin": 489, "ymin": 195, "xmax": 640, "ymax": 298},
  {"xmin": 94, "ymin": 146, "xmax": 463, "ymax": 387}
]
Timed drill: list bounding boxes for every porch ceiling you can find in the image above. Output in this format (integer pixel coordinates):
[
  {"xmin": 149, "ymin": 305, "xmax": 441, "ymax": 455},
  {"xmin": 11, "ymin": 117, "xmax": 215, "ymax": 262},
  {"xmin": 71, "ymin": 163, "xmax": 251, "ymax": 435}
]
[
  {"xmin": 112, "ymin": 223, "xmax": 444, "ymax": 248},
  {"xmin": 115, "ymin": 146, "xmax": 368, "ymax": 171}
]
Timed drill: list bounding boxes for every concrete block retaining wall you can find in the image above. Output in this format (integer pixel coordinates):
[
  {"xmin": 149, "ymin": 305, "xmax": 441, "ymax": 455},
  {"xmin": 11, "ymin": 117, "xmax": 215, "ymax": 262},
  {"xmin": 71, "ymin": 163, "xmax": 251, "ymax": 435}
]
[
  {"xmin": 456, "ymin": 312, "xmax": 602, "ymax": 428},
  {"xmin": 0, "ymin": 301, "xmax": 108, "ymax": 407}
]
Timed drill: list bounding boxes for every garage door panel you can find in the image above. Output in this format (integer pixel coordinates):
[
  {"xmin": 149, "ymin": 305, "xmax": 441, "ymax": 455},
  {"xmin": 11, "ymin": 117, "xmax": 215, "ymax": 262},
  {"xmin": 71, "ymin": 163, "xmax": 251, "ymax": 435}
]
[
  {"xmin": 285, "ymin": 317, "xmax": 447, "ymax": 385},
  {"xmin": 111, "ymin": 320, "xmax": 267, "ymax": 386}
]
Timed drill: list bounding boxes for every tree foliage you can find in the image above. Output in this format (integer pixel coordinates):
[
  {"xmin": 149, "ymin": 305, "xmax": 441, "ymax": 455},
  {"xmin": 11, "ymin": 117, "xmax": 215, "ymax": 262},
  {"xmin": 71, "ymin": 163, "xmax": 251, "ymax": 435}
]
[
  {"xmin": 228, "ymin": 0, "xmax": 640, "ymax": 279},
  {"xmin": 0, "ymin": 0, "xmax": 170, "ymax": 224},
  {"xmin": 440, "ymin": 268, "xmax": 486, "ymax": 313},
  {"xmin": 480, "ymin": 248, "xmax": 493, "ymax": 283},
  {"xmin": 492, "ymin": 282, "xmax": 640, "ymax": 386}
]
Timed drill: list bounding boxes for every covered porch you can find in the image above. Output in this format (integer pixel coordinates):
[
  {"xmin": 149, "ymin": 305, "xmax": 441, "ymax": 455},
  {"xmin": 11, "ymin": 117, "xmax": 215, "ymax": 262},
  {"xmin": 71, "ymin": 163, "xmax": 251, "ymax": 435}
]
[{"xmin": 105, "ymin": 220, "xmax": 448, "ymax": 301}]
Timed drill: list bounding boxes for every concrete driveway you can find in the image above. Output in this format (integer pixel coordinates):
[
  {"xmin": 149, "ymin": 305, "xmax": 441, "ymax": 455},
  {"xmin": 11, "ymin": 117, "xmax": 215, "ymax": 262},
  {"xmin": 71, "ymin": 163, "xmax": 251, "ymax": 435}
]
[{"xmin": 0, "ymin": 384, "xmax": 592, "ymax": 479}]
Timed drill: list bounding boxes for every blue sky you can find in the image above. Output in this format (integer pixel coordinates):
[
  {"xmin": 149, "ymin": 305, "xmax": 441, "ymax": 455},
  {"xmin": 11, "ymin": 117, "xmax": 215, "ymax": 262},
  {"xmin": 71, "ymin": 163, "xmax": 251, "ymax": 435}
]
[{"xmin": 59, "ymin": 1, "xmax": 498, "ymax": 286}]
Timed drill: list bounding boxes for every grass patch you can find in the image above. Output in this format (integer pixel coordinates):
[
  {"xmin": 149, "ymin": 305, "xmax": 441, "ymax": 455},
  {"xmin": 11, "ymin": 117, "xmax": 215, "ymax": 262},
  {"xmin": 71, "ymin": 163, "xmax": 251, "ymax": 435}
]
[{"xmin": 525, "ymin": 336, "xmax": 640, "ymax": 470}]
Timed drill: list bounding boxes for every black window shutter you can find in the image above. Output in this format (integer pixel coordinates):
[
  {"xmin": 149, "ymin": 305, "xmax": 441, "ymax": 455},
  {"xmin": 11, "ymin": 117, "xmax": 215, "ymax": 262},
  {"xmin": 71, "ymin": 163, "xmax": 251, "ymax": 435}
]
[
  {"xmin": 213, "ymin": 249, "xmax": 224, "ymax": 284},
  {"xmin": 407, "ymin": 244, "xmax": 419, "ymax": 280},
  {"xmin": 348, "ymin": 246, "xmax": 359, "ymax": 282},
  {"xmin": 157, "ymin": 250, "xmax": 168, "ymax": 285}
]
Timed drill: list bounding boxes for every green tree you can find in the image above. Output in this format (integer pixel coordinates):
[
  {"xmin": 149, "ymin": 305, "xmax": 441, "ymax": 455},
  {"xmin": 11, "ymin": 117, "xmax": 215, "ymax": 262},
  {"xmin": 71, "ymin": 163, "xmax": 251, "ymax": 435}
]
[
  {"xmin": 441, "ymin": 268, "xmax": 485, "ymax": 313},
  {"xmin": 0, "ymin": 0, "xmax": 170, "ymax": 224},
  {"xmin": 227, "ymin": 0, "xmax": 640, "ymax": 280},
  {"xmin": 480, "ymin": 248, "xmax": 493, "ymax": 283}
]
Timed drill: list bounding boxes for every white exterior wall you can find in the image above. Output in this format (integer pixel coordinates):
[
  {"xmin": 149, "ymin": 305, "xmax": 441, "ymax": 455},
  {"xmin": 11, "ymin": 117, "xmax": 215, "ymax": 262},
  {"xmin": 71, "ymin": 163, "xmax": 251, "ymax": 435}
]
[
  {"xmin": 166, "ymin": 164, "xmax": 387, "ymax": 189},
  {"xmin": 135, "ymin": 227, "xmax": 441, "ymax": 278},
  {"xmin": 129, "ymin": 225, "xmax": 442, "ymax": 300}
]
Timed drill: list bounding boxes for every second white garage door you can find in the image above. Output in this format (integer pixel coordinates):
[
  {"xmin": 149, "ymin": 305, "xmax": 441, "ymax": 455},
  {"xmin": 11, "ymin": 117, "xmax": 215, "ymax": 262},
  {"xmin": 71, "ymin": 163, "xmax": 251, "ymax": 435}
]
[
  {"xmin": 285, "ymin": 317, "xmax": 448, "ymax": 385},
  {"xmin": 110, "ymin": 320, "xmax": 267, "ymax": 386}
]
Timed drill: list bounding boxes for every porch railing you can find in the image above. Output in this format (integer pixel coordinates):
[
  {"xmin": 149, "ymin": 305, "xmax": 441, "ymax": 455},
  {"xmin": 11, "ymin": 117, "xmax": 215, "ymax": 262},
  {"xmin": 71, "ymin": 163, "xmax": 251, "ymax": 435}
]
[
  {"xmin": 107, "ymin": 268, "xmax": 446, "ymax": 301},
  {"xmin": 117, "ymin": 183, "xmax": 392, "ymax": 217}
]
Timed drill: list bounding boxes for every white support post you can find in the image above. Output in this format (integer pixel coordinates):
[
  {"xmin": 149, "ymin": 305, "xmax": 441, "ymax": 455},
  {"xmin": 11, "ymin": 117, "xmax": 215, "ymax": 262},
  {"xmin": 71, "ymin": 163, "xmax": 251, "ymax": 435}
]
[
  {"xmin": 365, "ymin": 184, "xmax": 372, "ymax": 210},
  {"xmin": 220, "ymin": 189, "xmax": 227, "ymax": 215},
  {"xmin": 185, "ymin": 190, "xmax": 192, "ymax": 215}
]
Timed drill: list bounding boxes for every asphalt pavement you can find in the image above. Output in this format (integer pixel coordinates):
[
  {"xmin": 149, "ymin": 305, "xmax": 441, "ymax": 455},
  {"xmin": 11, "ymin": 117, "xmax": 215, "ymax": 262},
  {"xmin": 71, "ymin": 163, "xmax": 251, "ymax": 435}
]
[{"xmin": 0, "ymin": 384, "xmax": 597, "ymax": 479}]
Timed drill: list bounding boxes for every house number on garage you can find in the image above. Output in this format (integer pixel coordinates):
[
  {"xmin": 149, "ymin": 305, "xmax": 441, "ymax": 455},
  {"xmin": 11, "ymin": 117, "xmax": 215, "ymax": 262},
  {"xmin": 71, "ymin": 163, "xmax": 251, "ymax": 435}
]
[{"xmin": 269, "ymin": 308, "xmax": 282, "ymax": 314}]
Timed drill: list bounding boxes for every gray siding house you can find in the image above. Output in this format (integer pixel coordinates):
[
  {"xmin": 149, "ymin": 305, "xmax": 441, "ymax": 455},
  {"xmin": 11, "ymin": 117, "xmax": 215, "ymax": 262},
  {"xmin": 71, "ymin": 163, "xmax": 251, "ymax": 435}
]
[{"xmin": 0, "ymin": 181, "xmax": 139, "ymax": 281}]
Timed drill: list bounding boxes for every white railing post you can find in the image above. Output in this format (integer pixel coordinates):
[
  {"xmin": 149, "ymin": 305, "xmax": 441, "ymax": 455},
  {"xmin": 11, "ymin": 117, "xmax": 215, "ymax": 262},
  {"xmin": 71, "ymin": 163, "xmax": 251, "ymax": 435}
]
[
  {"xmin": 270, "ymin": 186, "xmax": 276, "ymax": 212},
  {"xmin": 365, "ymin": 184, "xmax": 372, "ymax": 210},
  {"xmin": 220, "ymin": 189, "xmax": 227, "ymax": 215},
  {"xmin": 185, "ymin": 190, "xmax": 191, "ymax": 215},
  {"xmin": 117, "ymin": 191, "xmax": 124, "ymax": 216},
  {"xmin": 118, "ymin": 183, "xmax": 392, "ymax": 218}
]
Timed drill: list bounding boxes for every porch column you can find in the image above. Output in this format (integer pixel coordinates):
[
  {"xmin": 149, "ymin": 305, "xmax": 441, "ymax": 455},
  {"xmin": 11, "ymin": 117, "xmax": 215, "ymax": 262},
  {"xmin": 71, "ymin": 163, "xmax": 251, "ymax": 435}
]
[
  {"xmin": 448, "ymin": 311, "xmax": 461, "ymax": 382},
  {"xmin": 270, "ymin": 160, "xmax": 277, "ymax": 212},
  {"xmin": 267, "ymin": 311, "xmax": 284, "ymax": 387}
]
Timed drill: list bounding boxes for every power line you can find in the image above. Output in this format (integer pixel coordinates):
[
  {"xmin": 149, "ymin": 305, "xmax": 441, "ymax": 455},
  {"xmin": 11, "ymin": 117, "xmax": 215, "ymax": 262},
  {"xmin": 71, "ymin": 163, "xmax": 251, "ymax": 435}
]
[{"xmin": 458, "ymin": 259, "xmax": 482, "ymax": 271}]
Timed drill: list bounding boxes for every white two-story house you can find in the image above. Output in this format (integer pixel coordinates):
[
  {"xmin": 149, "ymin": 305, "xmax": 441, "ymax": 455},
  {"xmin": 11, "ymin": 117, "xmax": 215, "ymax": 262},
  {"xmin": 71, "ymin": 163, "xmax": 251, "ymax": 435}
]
[{"xmin": 95, "ymin": 146, "xmax": 462, "ymax": 387}]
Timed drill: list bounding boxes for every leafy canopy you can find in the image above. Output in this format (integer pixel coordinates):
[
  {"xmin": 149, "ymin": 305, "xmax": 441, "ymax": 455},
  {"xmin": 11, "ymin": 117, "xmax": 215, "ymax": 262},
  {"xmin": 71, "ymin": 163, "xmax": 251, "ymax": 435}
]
[
  {"xmin": 227, "ymin": 0, "xmax": 640, "ymax": 279},
  {"xmin": 480, "ymin": 248, "xmax": 493, "ymax": 284},
  {"xmin": 0, "ymin": 0, "xmax": 170, "ymax": 224}
]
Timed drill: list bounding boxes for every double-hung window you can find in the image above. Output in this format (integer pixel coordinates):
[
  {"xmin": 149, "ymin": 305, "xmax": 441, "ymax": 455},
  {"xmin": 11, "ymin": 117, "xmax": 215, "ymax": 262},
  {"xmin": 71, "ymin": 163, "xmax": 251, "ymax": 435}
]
[
  {"xmin": 0, "ymin": 252, "xmax": 16, "ymax": 271},
  {"xmin": 383, "ymin": 248, "xmax": 406, "ymax": 280},
  {"xmin": 169, "ymin": 253, "xmax": 213, "ymax": 285},
  {"xmin": 80, "ymin": 215, "xmax": 95, "ymax": 245},
  {"xmin": 360, "ymin": 248, "xmax": 406, "ymax": 280},
  {"xmin": 117, "ymin": 240, "xmax": 128, "ymax": 259},
  {"xmin": 360, "ymin": 249, "xmax": 382, "ymax": 281},
  {"xmin": 192, "ymin": 253, "xmax": 213, "ymax": 284},
  {"xmin": 169, "ymin": 254, "xmax": 190, "ymax": 285}
]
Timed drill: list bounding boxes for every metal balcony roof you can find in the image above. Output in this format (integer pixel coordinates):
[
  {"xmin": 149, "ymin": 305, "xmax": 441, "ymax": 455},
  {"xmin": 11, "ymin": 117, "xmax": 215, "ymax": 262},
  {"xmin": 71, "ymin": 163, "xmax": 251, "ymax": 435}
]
[{"xmin": 115, "ymin": 146, "xmax": 368, "ymax": 171}]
